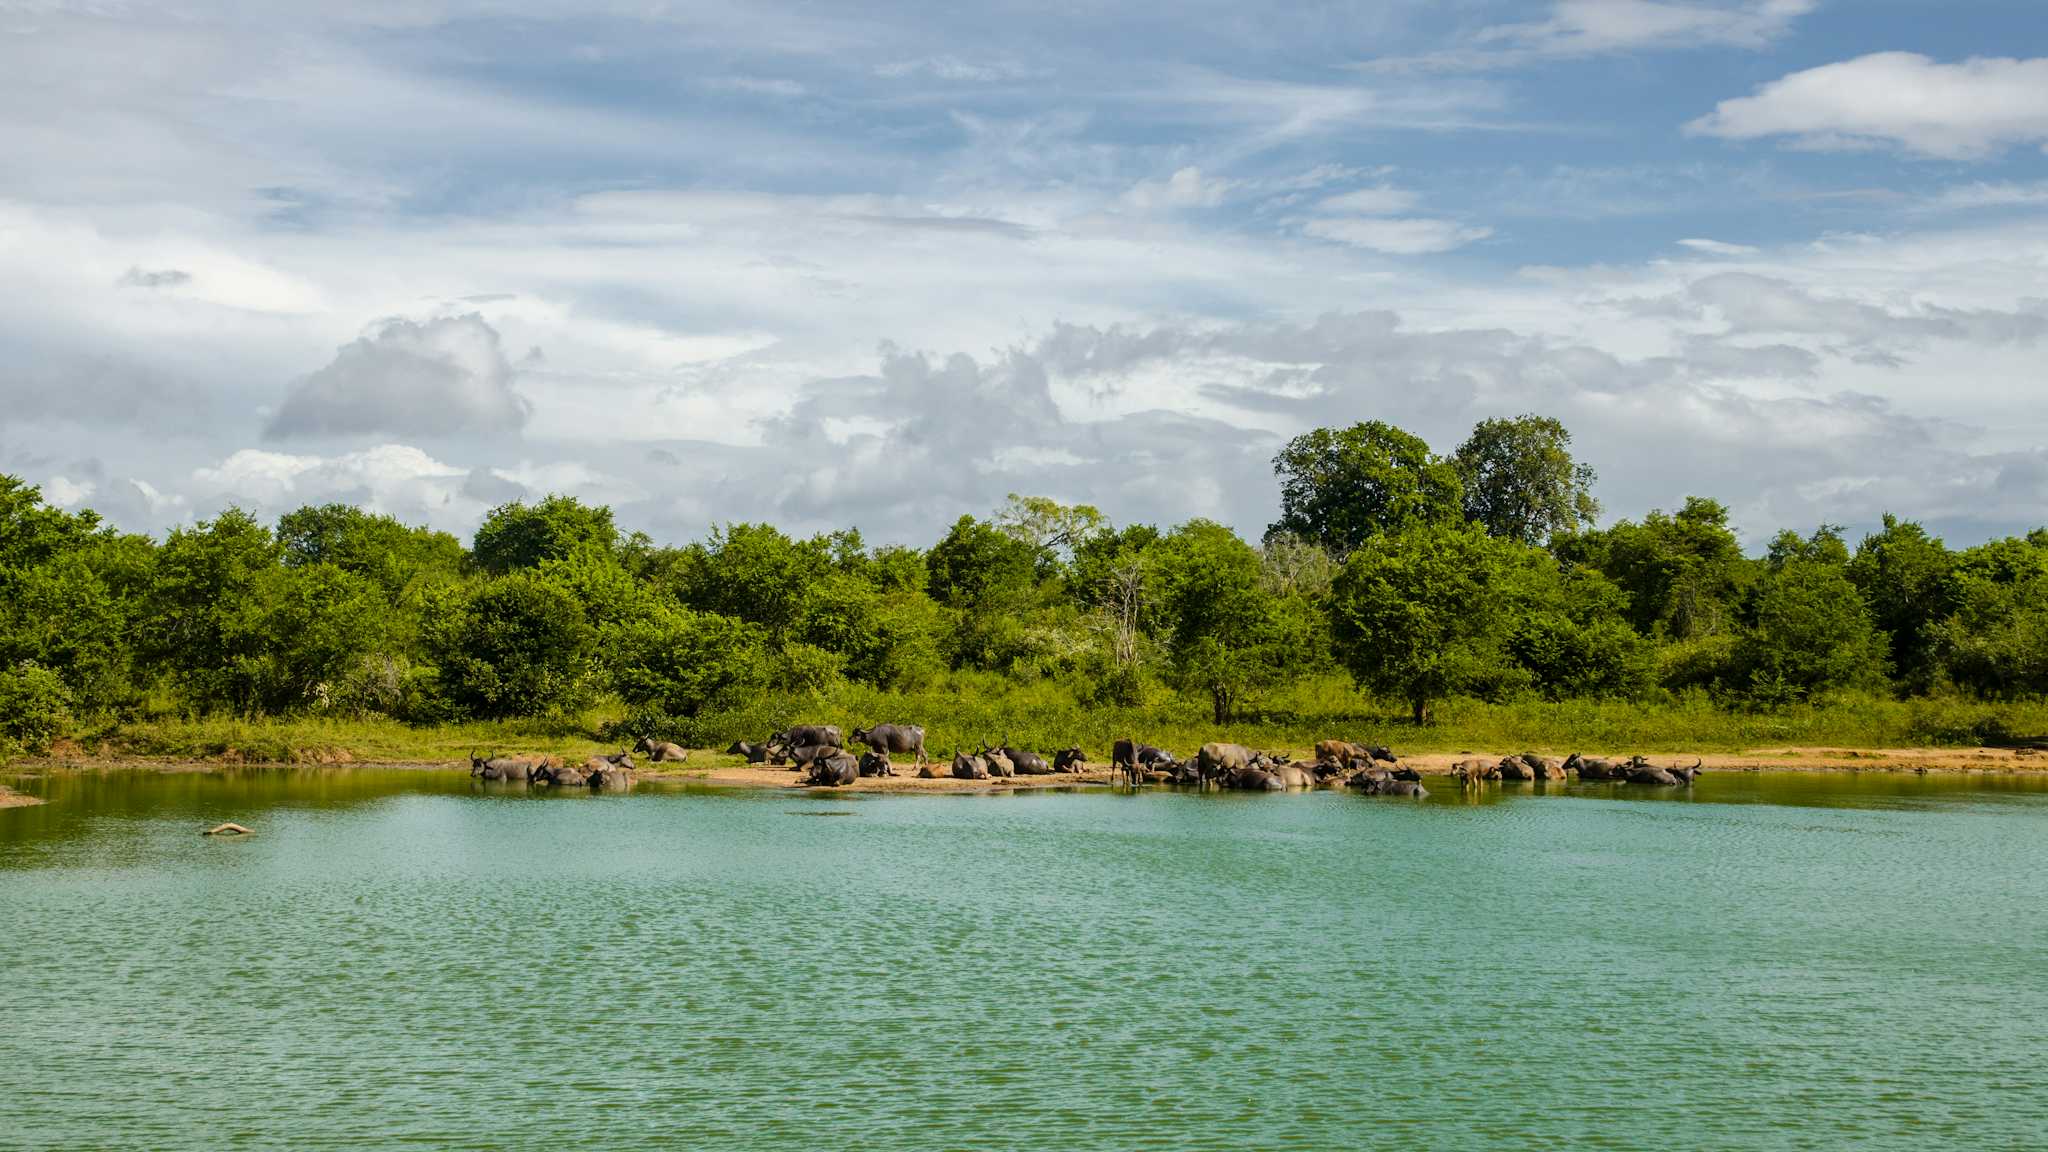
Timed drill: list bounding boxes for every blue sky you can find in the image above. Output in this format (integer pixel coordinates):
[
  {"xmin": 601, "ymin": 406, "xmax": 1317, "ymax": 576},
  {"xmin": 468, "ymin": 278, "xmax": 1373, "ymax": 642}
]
[{"xmin": 3, "ymin": 1, "xmax": 2046, "ymax": 547}]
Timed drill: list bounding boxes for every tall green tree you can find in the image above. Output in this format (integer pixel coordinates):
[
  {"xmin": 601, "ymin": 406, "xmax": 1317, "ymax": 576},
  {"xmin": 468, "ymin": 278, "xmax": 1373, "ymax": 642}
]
[
  {"xmin": 1557, "ymin": 496, "xmax": 1750, "ymax": 639},
  {"xmin": 1846, "ymin": 514, "xmax": 1955, "ymax": 692},
  {"xmin": 1267, "ymin": 421, "xmax": 1463, "ymax": 557},
  {"xmin": 1452, "ymin": 414, "xmax": 1599, "ymax": 545},
  {"xmin": 471, "ymin": 495, "xmax": 618, "ymax": 574},
  {"xmin": 1328, "ymin": 523, "xmax": 1519, "ymax": 724},
  {"xmin": 1935, "ymin": 534, "xmax": 2048, "ymax": 699},
  {"xmin": 1730, "ymin": 528, "xmax": 1887, "ymax": 702},
  {"xmin": 421, "ymin": 572, "xmax": 595, "ymax": 718},
  {"xmin": 1156, "ymin": 519, "xmax": 1311, "ymax": 723}
]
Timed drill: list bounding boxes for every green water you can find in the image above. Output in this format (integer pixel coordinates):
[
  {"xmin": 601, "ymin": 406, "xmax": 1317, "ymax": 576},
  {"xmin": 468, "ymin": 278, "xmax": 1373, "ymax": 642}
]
[{"xmin": 4, "ymin": 770, "xmax": 2046, "ymax": 1150}]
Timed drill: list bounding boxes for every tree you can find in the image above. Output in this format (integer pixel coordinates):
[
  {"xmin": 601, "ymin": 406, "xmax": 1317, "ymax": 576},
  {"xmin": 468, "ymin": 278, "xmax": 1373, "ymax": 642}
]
[
  {"xmin": 926, "ymin": 514, "xmax": 1037, "ymax": 610},
  {"xmin": 1155, "ymin": 520, "xmax": 1303, "ymax": 723},
  {"xmin": 278, "ymin": 503, "xmax": 463, "ymax": 594},
  {"xmin": 1328, "ymin": 523, "xmax": 1518, "ymax": 724},
  {"xmin": 674, "ymin": 523, "xmax": 828, "ymax": 637},
  {"xmin": 1846, "ymin": 514, "xmax": 1955, "ymax": 692},
  {"xmin": 996, "ymin": 494, "xmax": 1107, "ymax": 577},
  {"xmin": 471, "ymin": 495, "xmax": 617, "ymax": 574},
  {"xmin": 1934, "ymin": 533, "xmax": 2048, "ymax": 699},
  {"xmin": 1730, "ymin": 539, "xmax": 1887, "ymax": 703},
  {"xmin": 137, "ymin": 508, "xmax": 281, "ymax": 714},
  {"xmin": 1452, "ymin": 414, "xmax": 1599, "ymax": 545},
  {"xmin": 606, "ymin": 604, "xmax": 764, "ymax": 718},
  {"xmin": 422, "ymin": 572, "xmax": 595, "ymax": 718},
  {"xmin": 1557, "ymin": 496, "xmax": 1750, "ymax": 639},
  {"xmin": 1267, "ymin": 421, "xmax": 1463, "ymax": 557}
]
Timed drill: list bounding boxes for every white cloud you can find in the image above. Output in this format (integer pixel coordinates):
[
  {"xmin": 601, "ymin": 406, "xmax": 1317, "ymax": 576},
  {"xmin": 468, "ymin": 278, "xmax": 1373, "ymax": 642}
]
[
  {"xmin": 1677, "ymin": 238, "xmax": 1759, "ymax": 256},
  {"xmin": 1317, "ymin": 186, "xmax": 1420, "ymax": 215},
  {"xmin": 1688, "ymin": 53, "xmax": 2048, "ymax": 159},
  {"xmin": 1302, "ymin": 216, "xmax": 1493, "ymax": 254},
  {"xmin": 1927, "ymin": 180, "xmax": 2048, "ymax": 212},
  {"xmin": 40, "ymin": 476, "xmax": 95, "ymax": 508},
  {"xmin": 188, "ymin": 444, "xmax": 487, "ymax": 531},
  {"xmin": 1367, "ymin": 0, "xmax": 1812, "ymax": 71},
  {"xmin": 267, "ymin": 314, "xmax": 531, "ymax": 440},
  {"xmin": 1123, "ymin": 166, "xmax": 1232, "ymax": 210}
]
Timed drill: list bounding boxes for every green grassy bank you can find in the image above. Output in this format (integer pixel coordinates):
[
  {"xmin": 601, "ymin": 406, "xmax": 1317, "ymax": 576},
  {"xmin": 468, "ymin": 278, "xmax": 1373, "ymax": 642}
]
[{"xmin": 18, "ymin": 677, "xmax": 2048, "ymax": 767}]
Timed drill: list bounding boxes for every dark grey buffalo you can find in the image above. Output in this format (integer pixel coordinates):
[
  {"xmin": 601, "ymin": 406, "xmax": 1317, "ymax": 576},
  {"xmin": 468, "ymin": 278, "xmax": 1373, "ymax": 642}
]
[
  {"xmin": 857, "ymin": 750, "xmax": 895, "ymax": 778},
  {"xmin": 851, "ymin": 724, "xmax": 927, "ymax": 765},
  {"xmin": 468, "ymin": 752, "xmax": 535, "ymax": 781},
  {"xmin": 1349, "ymin": 774, "xmax": 1428, "ymax": 798},
  {"xmin": 1002, "ymin": 744, "xmax": 1052, "ymax": 775},
  {"xmin": 1196, "ymin": 742, "xmax": 1257, "ymax": 782},
  {"xmin": 1565, "ymin": 753, "xmax": 1627, "ymax": 781},
  {"xmin": 1052, "ymin": 747, "xmax": 1087, "ymax": 773},
  {"xmin": 952, "ymin": 750, "xmax": 991, "ymax": 780},
  {"xmin": 805, "ymin": 751, "xmax": 860, "ymax": 787},
  {"xmin": 774, "ymin": 725, "xmax": 843, "ymax": 750}
]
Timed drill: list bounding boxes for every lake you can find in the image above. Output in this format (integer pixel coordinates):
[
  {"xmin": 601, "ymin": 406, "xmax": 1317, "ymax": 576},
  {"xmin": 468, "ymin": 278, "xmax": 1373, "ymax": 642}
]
[{"xmin": 4, "ymin": 769, "xmax": 2046, "ymax": 1150}]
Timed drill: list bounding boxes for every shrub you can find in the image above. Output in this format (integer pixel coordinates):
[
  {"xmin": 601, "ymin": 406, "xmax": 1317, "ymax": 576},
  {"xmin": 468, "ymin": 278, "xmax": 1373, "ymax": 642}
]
[{"xmin": 0, "ymin": 662, "xmax": 73, "ymax": 755}]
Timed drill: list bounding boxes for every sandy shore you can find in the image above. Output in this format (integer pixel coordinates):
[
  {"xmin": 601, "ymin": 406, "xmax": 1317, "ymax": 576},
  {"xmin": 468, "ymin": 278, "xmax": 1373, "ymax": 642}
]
[{"xmin": 7, "ymin": 744, "xmax": 2046, "ymax": 796}]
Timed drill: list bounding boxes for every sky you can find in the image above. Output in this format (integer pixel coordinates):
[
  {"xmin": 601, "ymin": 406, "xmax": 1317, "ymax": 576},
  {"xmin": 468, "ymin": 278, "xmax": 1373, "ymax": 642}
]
[{"xmin": 3, "ymin": 0, "xmax": 2047, "ymax": 550}]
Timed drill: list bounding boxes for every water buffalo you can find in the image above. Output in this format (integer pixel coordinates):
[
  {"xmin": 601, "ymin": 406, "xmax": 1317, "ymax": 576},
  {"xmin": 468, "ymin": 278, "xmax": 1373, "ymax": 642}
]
[
  {"xmin": 540, "ymin": 760, "xmax": 587, "ymax": 787},
  {"xmin": 851, "ymin": 724, "xmax": 927, "ymax": 765},
  {"xmin": 1351, "ymin": 775, "xmax": 1428, "ymax": 798},
  {"xmin": 1316, "ymin": 739, "xmax": 1369, "ymax": 764},
  {"xmin": 857, "ymin": 750, "xmax": 895, "ymax": 778},
  {"xmin": 1197, "ymin": 742, "xmax": 1257, "ymax": 782},
  {"xmin": 1669, "ymin": 760, "xmax": 1705, "ymax": 784},
  {"xmin": 1565, "ymin": 753, "xmax": 1627, "ymax": 781},
  {"xmin": 805, "ymin": 751, "xmax": 860, "ymax": 787},
  {"xmin": 773, "ymin": 725, "xmax": 843, "ymax": 749},
  {"xmin": 1002, "ymin": 744, "xmax": 1052, "ymax": 775},
  {"xmin": 1052, "ymin": 747, "xmax": 1087, "ymax": 773},
  {"xmin": 1365, "ymin": 745, "xmax": 1398, "ymax": 764},
  {"xmin": 586, "ymin": 758, "xmax": 634, "ymax": 789},
  {"xmin": 1497, "ymin": 755, "xmax": 1535, "ymax": 782},
  {"xmin": 1517, "ymin": 752, "xmax": 1566, "ymax": 780},
  {"xmin": 468, "ymin": 751, "xmax": 535, "ymax": 781},
  {"xmin": 981, "ymin": 747, "xmax": 1016, "ymax": 778},
  {"xmin": 952, "ymin": 750, "xmax": 991, "ymax": 780},
  {"xmin": 635, "ymin": 738, "xmax": 689, "ymax": 763},
  {"xmin": 1267, "ymin": 762, "xmax": 1317, "ymax": 789},
  {"xmin": 786, "ymin": 744, "xmax": 833, "ymax": 771},
  {"xmin": 1624, "ymin": 756, "xmax": 1681, "ymax": 786},
  {"xmin": 1218, "ymin": 765, "xmax": 1284, "ymax": 790},
  {"xmin": 726, "ymin": 740, "xmax": 772, "ymax": 763}
]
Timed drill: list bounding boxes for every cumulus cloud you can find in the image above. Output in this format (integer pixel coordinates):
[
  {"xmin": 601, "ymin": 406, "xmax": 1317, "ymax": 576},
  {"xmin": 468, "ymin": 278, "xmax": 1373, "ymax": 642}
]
[
  {"xmin": 1687, "ymin": 52, "xmax": 2048, "ymax": 159},
  {"xmin": 266, "ymin": 314, "xmax": 531, "ymax": 440}
]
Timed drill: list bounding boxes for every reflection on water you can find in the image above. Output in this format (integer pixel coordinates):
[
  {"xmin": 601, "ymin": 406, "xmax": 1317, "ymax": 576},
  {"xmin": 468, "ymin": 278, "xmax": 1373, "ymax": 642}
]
[{"xmin": 4, "ymin": 768, "xmax": 2046, "ymax": 1149}]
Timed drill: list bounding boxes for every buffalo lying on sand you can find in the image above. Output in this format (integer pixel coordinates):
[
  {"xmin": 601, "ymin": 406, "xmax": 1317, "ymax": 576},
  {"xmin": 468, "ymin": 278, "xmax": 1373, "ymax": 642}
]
[
  {"xmin": 952, "ymin": 750, "xmax": 991, "ymax": 780},
  {"xmin": 805, "ymin": 751, "xmax": 860, "ymax": 787},
  {"xmin": 635, "ymin": 737, "xmax": 689, "ymax": 763},
  {"xmin": 1052, "ymin": 748, "xmax": 1087, "ymax": 773},
  {"xmin": 858, "ymin": 750, "xmax": 895, "ymax": 778}
]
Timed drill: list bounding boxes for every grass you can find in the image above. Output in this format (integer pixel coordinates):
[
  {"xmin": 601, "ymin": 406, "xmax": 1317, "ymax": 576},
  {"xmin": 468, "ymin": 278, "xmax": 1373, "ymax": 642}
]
[{"xmin": 31, "ymin": 676, "xmax": 2048, "ymax": 767}]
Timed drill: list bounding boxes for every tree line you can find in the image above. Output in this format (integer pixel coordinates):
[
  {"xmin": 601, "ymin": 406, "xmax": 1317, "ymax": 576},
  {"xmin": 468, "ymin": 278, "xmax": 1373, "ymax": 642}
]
[{"xmin": 2, "ymin": 414, "xmax": 2045, "ymax": 753}]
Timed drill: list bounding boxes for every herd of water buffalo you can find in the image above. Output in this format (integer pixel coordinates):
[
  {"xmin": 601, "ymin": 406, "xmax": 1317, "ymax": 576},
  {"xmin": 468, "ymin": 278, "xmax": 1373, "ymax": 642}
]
[{"xmin": 466, "ymin": 726, "xmax": 1707, "ymax": 795}]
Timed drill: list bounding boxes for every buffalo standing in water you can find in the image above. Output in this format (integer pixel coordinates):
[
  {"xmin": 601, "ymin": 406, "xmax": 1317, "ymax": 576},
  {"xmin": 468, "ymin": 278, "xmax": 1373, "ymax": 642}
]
[
  {"xmin": 1349, "ymin": 773, "xmax": 1428, "ymax": 798},
  {"xmin": 468, "ymin": 751, "xmax": 535, "ymax": 781}
]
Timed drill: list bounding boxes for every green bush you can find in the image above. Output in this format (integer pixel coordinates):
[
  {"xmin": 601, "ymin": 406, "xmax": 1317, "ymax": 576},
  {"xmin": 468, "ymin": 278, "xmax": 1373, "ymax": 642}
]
[{"xmin": 0, "ymin": 662, "xmax": 73, "ymax": 755}]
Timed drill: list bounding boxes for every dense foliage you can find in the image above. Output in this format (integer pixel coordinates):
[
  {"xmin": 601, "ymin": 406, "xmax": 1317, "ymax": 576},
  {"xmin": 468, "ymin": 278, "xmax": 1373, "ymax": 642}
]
[{"xmin": 3, "ymin": 415, "xmax": 2045, "ymax": 753}]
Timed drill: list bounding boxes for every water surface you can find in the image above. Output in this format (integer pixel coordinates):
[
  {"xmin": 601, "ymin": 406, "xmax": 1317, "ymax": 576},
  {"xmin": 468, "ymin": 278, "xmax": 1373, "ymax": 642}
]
[{"xmin": 4, "ymin": 770, "xmax": 2045, "ymax": 1150}]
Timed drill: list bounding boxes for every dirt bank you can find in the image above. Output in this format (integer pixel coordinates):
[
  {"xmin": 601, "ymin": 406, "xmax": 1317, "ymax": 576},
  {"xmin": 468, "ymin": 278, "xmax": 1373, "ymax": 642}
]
[{"xmin": 9, "ymin": 744, "xmax": 2045, "ymax": 795}]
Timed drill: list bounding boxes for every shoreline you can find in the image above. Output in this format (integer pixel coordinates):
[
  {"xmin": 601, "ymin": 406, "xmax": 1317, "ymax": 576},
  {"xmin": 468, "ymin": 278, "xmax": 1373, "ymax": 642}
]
[{"xmin": 7, "ymin": 745, "xmax": 2047, "ymax": 794}]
